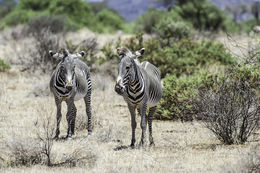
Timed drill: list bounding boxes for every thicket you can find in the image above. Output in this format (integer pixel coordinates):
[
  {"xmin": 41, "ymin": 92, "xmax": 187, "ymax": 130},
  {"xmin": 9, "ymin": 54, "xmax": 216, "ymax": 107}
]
[
  {"xmin": 195, "ymin": 66, "xmax": 260, "ymax": 144},
  {"xmin": 0, "ymin": 0, "xmax": 125, "ymax": 33}
]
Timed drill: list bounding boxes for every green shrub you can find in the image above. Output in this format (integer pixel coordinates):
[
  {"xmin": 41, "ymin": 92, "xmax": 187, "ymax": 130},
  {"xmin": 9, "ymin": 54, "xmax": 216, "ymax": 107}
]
[
  {"xmin": 0, "ymin": 0, "xmax": 16, "ymax": 19},
  {"xmin": 156, "ymin": 65, "xmax": 260, "ymax": 121},
  {"xmin": 154, "ymin": 19, "xmax": 192, "ymax": 46},
  {"xmin": 0, "ymin": 59, "xmax": 10, "ymax": 72},
  {"xmin": 142, "ymin": 39, "xmax": 235, "ymax": 77},
  {"xmin": 135, "ymin": 8, "xmax": 166, "ymax": 34},
  {"xmin": 49, "ymin": 0, "xmax": 94, "ymax": 28},
  {"xmin": 156, "ymin": 74, "xmax": 200, "ymax": 120},
  {"xmin": 18, "ymin": 0, "xmax": 51, "ymax": 11},
  {"xmin": 1, "ymin": 9, "xmax": 37, "ymax": 26},
  {"xmin": 94, "ymin": 9, "xmax": 124, "ymax": 33},
  {"xmin": 175, "ymin": 0, "xmax": 226, "ymax": 31}
]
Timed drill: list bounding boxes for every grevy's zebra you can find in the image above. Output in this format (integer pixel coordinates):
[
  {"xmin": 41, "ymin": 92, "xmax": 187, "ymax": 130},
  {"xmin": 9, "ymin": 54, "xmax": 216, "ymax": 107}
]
[
  {"xmin": 49, "ymin": 49, "xmax": 92, "ymax": 140},
  {"xmin": 115, "ymin": 47, "xmax": 162, "ymax": 147}
]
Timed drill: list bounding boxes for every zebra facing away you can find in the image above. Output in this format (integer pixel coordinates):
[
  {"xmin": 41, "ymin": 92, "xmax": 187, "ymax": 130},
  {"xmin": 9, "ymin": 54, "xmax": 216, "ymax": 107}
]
[
  {"xmin": 49, "ymin": 49, "xmax": 92, "ymax": 140},
  {"xmin": 115, "ymin": 47, "xmax": 162, "ymax": 147}
]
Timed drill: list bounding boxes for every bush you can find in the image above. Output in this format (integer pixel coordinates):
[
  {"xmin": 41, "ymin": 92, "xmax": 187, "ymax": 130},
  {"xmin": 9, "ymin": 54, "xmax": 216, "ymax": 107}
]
[
  {"xmin": 154, "ymin": 19, "xmax": 191, "ymax": 46},
  {"xmin": 0, "ymin": 59, "xmax": 10, "ymax": 72},
  {"xmin": 175, "ymin": 0, "xmax": 227, "ymax": 31},
  {"xmin": 18, "ymin": 0, "xmax": 51, "ymax": 11},
  {"xmin": 155, "ymin": 74, "xmax": 200, "ymax": 121},
  {"xmin": 29, "ymin": 28, "xmax": 60, "ymax": 73},
  {"xmin": 0, "ymin": 0, "xmax": 16, "ymax": 19},
  {"xmin": 135, "ymin": 8, "xmax": 166, "ymax": 34},
  {"xmin": 27, "ymin": 15, "xmax": 66, "ymax": 35},
  {"xmin": 142, "ymin": 39, "xmax": 235, "ymax": 77},
  {"xmin": 65, "ymin": 37, "xmax": 99, "ymax": 67},
  {"xmin": 1, "ymin": 9, "xmax": 36, "ymax": 26},
  {"xmin": 93, "ymin": 9, "xmax": 124, "ymax": 33},
  {"xmin": 49, "ymin": 0, "xmax": 95, "ymax": 28},
  {"xmin": 195, "ymin": 67, "xmax": 260, "ymax": 144}
]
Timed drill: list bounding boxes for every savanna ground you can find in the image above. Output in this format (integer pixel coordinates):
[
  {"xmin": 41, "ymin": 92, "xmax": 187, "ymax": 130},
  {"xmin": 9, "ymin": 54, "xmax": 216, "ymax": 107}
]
[{"xmin": 0, "ymin": 28, "xmax": 259, "ymax": 173}]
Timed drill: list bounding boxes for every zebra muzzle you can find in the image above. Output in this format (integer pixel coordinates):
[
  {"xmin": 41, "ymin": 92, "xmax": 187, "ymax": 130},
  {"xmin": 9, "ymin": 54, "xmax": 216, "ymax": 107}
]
[{"xmin": 115, "ymin": 84, "xmax": 124, "ymax": 95}]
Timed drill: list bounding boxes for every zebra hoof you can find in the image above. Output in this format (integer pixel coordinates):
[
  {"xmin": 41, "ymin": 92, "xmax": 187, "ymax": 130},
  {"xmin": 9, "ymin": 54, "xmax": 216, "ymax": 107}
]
[
  {"xmin": 149, "ymin": 142, "xmax": 155, "ymax": 147},
  {"xmin": 130, "ymin": 144, "xmax": 135, "ymax": 149},
  {"xmin": 66, "ymin": 135, "xmax": 73, "ymax": 140},
  {"xmin": 53, "ymin": 136, "xmax": 59, "ymax": 141}
]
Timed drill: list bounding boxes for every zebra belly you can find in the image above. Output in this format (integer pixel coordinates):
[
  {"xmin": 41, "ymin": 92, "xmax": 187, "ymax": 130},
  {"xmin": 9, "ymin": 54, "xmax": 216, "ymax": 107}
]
[
  {"xmin": 74, "ymin": 91, "xmax": 87, "ymax": 101},
  {"xmin": 147, "ymin": 100, "xmax": 158, "ymax": 108}
]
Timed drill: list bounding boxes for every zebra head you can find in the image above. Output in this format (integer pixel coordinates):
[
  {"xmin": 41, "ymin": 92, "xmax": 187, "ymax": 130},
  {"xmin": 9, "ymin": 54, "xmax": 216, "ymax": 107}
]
[
  {"xmin": 115, "ymin": 47, "xmax": 145, "ymax": 95},
  {"xmin": 49, "ymin": 49, "xmax": 85, "ymax": 90}
]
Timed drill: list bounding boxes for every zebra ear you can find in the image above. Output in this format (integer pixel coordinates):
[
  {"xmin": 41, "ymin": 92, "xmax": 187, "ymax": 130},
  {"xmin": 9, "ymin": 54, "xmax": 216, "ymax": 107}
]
[
  {"xmin": 134, "ymin": 48, "xmax": 145, "ymax": 59},
  {"xmin": 72, "ymin": 51, "xmax": 85, "ymax": 59},
  {"xmin": 79, "ymin": 51, "xmax": 85, "ymax": 57},
  {"xmin": 139, "ymin": 48, "xmax": 145, "ymax": 55},
  {"xmin": 49, "ymin": 50, "xmax": 63, "ymax": 60}
]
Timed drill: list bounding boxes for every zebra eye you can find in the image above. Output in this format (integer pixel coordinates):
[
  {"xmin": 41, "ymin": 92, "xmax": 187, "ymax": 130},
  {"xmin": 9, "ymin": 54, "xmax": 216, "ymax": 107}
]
[{"xmin": 126, "ymin": 66, "xmax": 130, "ymax": 70}]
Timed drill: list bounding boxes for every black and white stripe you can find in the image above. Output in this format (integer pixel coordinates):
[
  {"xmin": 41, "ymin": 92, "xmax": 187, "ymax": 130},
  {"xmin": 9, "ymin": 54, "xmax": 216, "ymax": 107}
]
[
  {"xmin": 115, "ymin": 47, "xmax": 162, "ymax": 147},
  {"xmin": 49, "ymin": 50, "xmax": 92, "ymax": 139}
]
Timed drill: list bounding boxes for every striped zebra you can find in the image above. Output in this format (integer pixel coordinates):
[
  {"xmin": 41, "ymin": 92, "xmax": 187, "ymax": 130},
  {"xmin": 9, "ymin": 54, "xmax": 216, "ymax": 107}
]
[
  {"xmin": 115, "ymin": 47, "xmax": 162, "ymax": 147},
  {"xmin": 49, "ymin": 49, "xmax": 92, "ymax": 140}
]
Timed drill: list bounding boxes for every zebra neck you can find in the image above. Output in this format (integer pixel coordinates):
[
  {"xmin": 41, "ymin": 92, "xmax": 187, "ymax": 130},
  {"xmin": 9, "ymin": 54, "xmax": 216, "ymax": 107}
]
[
  {"xmin": 54, "ymin": 72, "xmax": 72, "ymax": 97},
  {"xmin": 126, "ymin": 63, "xmax": 145, "ymax": 103}
]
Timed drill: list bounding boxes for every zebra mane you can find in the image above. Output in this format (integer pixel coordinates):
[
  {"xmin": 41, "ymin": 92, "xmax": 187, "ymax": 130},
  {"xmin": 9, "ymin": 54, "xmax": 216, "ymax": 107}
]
[{"xmin": 117, "ymin": 47, "xmax": 133, "ymax": 58}]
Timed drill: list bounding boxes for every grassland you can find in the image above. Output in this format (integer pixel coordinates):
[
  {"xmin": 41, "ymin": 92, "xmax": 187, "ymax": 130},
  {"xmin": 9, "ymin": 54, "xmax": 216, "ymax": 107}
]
[{"xmin": 0, "ymin": 28, "xmax": 259, "ymax": 173}]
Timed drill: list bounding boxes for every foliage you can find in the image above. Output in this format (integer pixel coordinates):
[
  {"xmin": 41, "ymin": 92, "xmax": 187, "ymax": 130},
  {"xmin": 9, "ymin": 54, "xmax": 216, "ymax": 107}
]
[
  {"xmin": 155, "ymin": 74, "xmax": 201, "ymax": 121},
  {"xmin": 0, "ymin": 0, "xmax": 16, "ymax": 19},
  {"xmin": 142, "ymin": 39, "xmax": 235, "ymax": 77},
  {"xmin": 135, "ymin": 8, "xmax": 167, "ymax": 34},
  {"xmin": 195, "ymin": 67, "xmax": 260, "ymax": 144},
  {"xmin": 175, "ymin": 0, "xmax": 226, "ymax": 31},
  {"xmin": 154, "ymin": 19, "xmax": 191, "ymax": 46},
  {"xmin": 0, "ymin": 59, "xmax": 11, "ymax": 72},
  {"xmin": 18, "ymin": 0, "xmax": 51, "ymax": 11},
  {"xmin": 48, "ymin": 0, "xmax": 94, "ymax": 28},
  {"xmin": 1, "ymin": 9, "xmax": 37, "ymax": 26},
  {"xmin": 1, "ymin": 0, "xmax": 125, "ymax": 33},
  {"xmin": 27, "ymin": 15, "xmax": 67, "ymax": 35},
  {"xmin": 93, "ymin": 9, "xmax": 124, "ymax": 33}
]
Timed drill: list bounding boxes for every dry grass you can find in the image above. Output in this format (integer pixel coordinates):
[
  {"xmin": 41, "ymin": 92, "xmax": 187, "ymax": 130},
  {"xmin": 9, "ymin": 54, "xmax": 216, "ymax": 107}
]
[{"xmin": 0, "ymin": 28, "xmax": 259, "ymax": 172}]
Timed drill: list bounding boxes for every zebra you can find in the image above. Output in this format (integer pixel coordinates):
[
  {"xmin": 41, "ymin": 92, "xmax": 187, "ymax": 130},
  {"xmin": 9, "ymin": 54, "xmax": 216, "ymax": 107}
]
[
  {"xmin": 115, "ymin": 47, "xmax": 162, "ymax": 147},
  {"xmin": 49, "ymin": 49, "xmax": 92, "ymax": 140}
]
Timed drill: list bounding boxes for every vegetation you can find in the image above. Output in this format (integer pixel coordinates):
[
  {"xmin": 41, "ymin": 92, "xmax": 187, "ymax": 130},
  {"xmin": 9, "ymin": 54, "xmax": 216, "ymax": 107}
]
[
  {"xmin": 0, "ymin": 0, "xmax": 125, "ymax": 33},
  {"xmin": 0, "ymin": 59, "xmax": 11, "ymax": 72},
  {"xmin": 195, "ymin": 66, "xmax": 260, "ymax": 144}
]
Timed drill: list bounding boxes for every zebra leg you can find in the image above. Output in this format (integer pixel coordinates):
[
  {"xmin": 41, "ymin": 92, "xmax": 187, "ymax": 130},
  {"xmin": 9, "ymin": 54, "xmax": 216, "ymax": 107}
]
[
  {"xmin": 139, "ymin": 104, "xmax": 147, "ymax": 147},
  {"xmin": 128, "ymin": 104, "xmax": 136, "ymax": 148},
  {"xmin": 84, "ymin": 90, "xmax": 92, "ymax": 135},
  {"xmin": 148, "ymin": 106, "xmax": 156, "ymax": 146},
  {"xmin": 66, "ymin": 100, "xmax": 77, "ymax": 139},
  {"xmin": 54, "ymin": 96, "xmax": 62, "ymax": 140}
]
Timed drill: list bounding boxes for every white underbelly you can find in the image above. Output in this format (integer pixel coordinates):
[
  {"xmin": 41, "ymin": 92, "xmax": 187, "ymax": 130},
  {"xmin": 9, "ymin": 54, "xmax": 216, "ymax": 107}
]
[{"xmin": 74, "ymin": 91, "xmax": 87, "ymax": 101}]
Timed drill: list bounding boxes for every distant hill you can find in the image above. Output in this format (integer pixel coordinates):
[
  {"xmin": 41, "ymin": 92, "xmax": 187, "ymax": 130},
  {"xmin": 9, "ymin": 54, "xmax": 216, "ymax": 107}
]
[{"xmin": 96, "ymin": 0, "xmax": 257, "ymax": 21}]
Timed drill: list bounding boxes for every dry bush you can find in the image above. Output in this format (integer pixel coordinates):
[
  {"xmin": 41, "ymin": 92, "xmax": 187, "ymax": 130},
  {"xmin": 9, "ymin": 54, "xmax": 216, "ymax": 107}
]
[
  {"xmin": 0, "ymin": 137, "xmax": 44, "ymax": 168},
  {"xmin": 27, "ymin": 15, "xmax": 65, "ymax": 36},
  {"xmin": 65, "ymin": 37, "xmax": 98, "ymax": 67},
  {"xmin": 55, "ymin": 147, "xmax": 97, "ymax": 168},
  {"xmin": 195, "ymin": 78, "xmax": 260, "ymax": 145},
  {"xmin": 34, "ymin": 116, "xmax": 55, "ymax": 166},
  {"xmin": 29, "ymin": 28, "xmax": 60, "ymax": 73}
]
